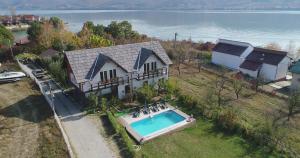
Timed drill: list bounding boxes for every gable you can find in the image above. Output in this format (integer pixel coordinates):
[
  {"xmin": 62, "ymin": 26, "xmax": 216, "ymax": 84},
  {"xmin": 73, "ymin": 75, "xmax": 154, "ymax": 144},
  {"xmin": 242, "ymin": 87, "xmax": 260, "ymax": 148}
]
[{"xmin": 133, "ymin": 48, "xmax": 166, "ymax": 70}]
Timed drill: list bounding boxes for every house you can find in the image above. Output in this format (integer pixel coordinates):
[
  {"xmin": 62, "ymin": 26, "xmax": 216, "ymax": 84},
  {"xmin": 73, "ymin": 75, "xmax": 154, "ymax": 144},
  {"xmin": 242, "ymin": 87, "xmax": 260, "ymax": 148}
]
[
  {"xmin": 65, "ymin": 41, "xmax": 172, "ymax": 99},
  {"xmin": 290, "ymin": 60, "xmax": 300, "ymax": 90},
  {"xmin": 212, "ymin": 39, "xmax": 290, "ymax": 81},
  {"xmin": 239, "ymin": 48, "xmax": 290, "ymax": 81},
  {"xmin": 22, "ymin": 15, "xmax": 40, "ymax": 23}
]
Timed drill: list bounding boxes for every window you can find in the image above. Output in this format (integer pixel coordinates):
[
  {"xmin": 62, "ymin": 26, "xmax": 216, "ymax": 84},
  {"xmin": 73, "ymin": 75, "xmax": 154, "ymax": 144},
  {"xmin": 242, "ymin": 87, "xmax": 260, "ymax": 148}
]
[
  {"xmin": 151, "ymin": 62, "xmax": 154, "ymax": 70},
  {"xmin": 109, "ymin": 70, "xmax": 113, "ymax": 79},
  {"xmin": 154, "ymin": 62, "xmax": 157, "ymax": 70},
  {"xmin": 147, "ymin": 63, "xmax": 150, "ymax": 72},
  {"xmin": 144, "ymin": 64, "xmax": 146, "ymax": 73},
  {"xmin": 104, "ymin": 71, "xmax": 108, "ymax": 81},
  {"xmin": 113, "ymin": 69, "xmax": 117, "ymax": 78},
  {"xmin": 100, "ymin": 72, "xmax": 104, "ymax": 82}
]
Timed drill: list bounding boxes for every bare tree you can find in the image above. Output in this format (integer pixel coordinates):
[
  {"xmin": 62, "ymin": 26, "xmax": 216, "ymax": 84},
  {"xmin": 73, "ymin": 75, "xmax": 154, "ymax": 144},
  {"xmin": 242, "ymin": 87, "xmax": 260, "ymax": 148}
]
[
  {"xmin": 287, "ymin": 40, "xmax": 297, "ymax": 60},
  {"xmin": 215, "ymin": 69, "xmax": 227, "ymax": 106},
  {"xmin": 232, "ymin": 78, "xmax": 244, "ymax": 99},
  {"xmin": 287, "ymin": 90, "xmax": 300, "ymax": 121},
  {"xmin": 265, "ymin": 42, "xmax": 281, "ymax": 51}
]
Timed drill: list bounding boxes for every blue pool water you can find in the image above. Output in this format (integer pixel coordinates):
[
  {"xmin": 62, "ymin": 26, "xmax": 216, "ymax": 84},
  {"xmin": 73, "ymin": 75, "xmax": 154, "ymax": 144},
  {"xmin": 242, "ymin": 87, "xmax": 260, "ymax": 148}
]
[{"xmin": 130, "ymin": 110, "xmax": 186, "ymax": 137}]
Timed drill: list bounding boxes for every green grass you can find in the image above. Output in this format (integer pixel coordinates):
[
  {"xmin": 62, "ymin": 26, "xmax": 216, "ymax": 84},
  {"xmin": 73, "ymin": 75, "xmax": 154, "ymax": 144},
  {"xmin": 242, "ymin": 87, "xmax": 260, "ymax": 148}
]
[
  {"xmin": 131, "ymin": 65, "xmax": 294, "ymax": 158},
  {"xmin": 138, "ymin": 119, "xmax": 278, "ymax": 158}
]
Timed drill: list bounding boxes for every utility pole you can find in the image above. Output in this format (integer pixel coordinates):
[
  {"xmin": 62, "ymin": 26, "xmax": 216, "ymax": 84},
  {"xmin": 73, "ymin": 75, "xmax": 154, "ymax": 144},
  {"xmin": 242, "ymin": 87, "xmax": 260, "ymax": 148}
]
[
  {"xmin": 174, "ymin": 32, "xmax": 178, "ymax": 49},
  {"xmin": 8, "ymin": 40, "xmax": 14, "ymax": 60}
]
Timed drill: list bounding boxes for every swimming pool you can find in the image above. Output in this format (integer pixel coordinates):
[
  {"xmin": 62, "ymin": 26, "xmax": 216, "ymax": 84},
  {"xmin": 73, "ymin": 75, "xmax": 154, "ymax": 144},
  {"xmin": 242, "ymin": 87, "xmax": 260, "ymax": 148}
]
[{"xmin": 130, "ymin": 110, "xmax": 186, "ymax": 137}]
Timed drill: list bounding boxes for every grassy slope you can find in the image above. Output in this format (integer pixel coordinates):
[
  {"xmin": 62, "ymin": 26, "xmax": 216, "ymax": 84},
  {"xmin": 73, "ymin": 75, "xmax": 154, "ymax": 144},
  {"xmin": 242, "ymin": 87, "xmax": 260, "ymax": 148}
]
[
  {"xmin": 135, "ymin": 63, "xmax": 300, "ymax": 158},
  {"xmin": 168, "ymin": 64, "xmax": 300, "ymax": 153}
]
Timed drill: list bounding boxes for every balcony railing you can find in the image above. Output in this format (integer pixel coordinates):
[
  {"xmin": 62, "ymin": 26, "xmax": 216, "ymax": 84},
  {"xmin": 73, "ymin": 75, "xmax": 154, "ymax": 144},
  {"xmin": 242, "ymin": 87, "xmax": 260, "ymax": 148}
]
[
  {"xmin": 89, "ymin": 76, "xmax": 130, "ymax": 91},
  {"xmin": 86, "ymin": 67, "xmax": 168, "ymax": 92},
  {"xmin": 135, "ymin": 68, "xmax": 167, "ymax": 81}
]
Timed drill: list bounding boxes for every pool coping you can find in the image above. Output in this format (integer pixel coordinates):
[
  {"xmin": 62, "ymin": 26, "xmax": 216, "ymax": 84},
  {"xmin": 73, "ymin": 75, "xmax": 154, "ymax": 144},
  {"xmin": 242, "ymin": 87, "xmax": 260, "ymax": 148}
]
[{"xmin": 118, "ymin": 104, "xmax": 196, "ymax": 144}]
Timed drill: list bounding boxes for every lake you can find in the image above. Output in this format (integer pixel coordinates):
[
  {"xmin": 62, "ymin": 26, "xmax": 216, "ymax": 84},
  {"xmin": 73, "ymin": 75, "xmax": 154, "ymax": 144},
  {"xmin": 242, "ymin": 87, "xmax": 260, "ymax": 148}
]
[{"xmin": 2, "ymin": 10, "xmax": 300, "ymax": 49}]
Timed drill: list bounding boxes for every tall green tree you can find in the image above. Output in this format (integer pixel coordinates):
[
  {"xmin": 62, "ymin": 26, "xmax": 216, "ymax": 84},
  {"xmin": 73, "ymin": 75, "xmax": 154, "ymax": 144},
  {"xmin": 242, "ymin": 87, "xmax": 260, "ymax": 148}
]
[
  {"xmin": 27, "ymin": 22, "xmax": 42, "ymax": 41},
  {"xmin": 0, "ymin": 24, "xmax": 14, "ymax": 46},
  {"xmin": 49, "ymin": 17, "xmax": 63, "ymax": 29}
]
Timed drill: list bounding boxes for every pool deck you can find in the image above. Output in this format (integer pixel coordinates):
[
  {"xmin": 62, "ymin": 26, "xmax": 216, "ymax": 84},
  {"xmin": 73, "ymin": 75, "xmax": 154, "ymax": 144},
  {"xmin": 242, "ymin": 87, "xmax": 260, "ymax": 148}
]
[{"xmin": 118, "ymin": 103, "xmax": 196, "ymax": 144}]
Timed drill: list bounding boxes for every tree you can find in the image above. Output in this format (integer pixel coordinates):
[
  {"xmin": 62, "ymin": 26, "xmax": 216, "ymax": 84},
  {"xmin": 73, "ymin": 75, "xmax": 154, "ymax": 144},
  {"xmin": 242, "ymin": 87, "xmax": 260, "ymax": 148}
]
[
  {"xmin": 87, "ymin": 93, "xmax": 99, "ymax": 113},
  {"xmin": 27, "ymin": 22, "xmax": 42, "ymax": 41},
  {"xmin": 52, "ymin": 37, "xmax": 64, "ymax": 51},
  {"xmin": 106, "ymin": 21, "xmax": 137, "ymax": 39},
  {"xmin": 49, "ymin": 17, "xmax": 63, "ymax": 29},
  {"xmin": 265, "ymin": 42, "xmax": 281, "ymax": 50},
  {"xmin": 0, "ymin": 24, "xmax": 13, "ymax": 45},
  {"xmin": 232, "ymin": 78, "xmax": 244, "ymax": 99},
  {"xmin": 93, "ymin": 24, "xmax": 105, "ymax": 36},
  {"xmin": 0, "ymin": 25, "xmax": 14, "ymax": 59},
  {"xmin": 215, "ymin": 68, "xmax": 227, "ymax": 107},
  {"xmin": 287, "ymin": 90, "xmax": 300, "ymax": 121},
  {"xmin": 88, "ymin": 35, "xmax": 113, "ymax": 48}
]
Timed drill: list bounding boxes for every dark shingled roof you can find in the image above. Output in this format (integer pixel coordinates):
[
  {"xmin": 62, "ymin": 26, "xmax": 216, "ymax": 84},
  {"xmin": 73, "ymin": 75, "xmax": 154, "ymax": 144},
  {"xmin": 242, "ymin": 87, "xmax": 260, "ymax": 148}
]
[
  {"xmin": 65, "ymin": 41, "xmax": 172, "ymax": 83},
  {"xmin": 246, "ymin": 47, "xmax": 287, "ymax": 66},
  {"xmin": 240, "ymin": 60, "xmax": 262, "ymax": 71},
  {"xmin": 213, "ymin": 42, "xmax": 248, "ymax": 56}
]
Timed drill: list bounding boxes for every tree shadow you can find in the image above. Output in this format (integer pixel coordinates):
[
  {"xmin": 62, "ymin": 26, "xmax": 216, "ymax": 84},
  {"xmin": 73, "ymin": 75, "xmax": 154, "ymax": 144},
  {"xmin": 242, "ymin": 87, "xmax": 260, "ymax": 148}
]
[
  {"xmin": 0, "ymin": 95, "xmax": 53, "ymax": 123},
  {"xmin": 99, "ymin": 115, "xmax": 133, "ymax": 158}
]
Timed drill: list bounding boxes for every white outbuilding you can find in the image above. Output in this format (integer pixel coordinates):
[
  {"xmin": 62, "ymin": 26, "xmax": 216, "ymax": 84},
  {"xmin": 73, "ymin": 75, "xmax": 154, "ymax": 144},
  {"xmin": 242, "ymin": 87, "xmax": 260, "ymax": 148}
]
[
  {"xmin": 212, "ymin": 39, "xmax": 290, "ymax": 81},
  {"xmin": 211, "ymin": 39, "xmax": 253, "ymax": 70}
]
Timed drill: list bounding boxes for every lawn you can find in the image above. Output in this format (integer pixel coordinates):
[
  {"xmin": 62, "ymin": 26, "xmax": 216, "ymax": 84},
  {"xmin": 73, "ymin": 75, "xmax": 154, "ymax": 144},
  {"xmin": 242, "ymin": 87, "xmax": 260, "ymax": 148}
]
[
  {"xmin": 168, "ymin": 64, "xmax": 300, "ymax": 155},
  {"xmin": 0, "ymin": 79, "xmax": 69, "ymax": 158},
  {"xmin": 132, "ymin": 64, "xmax": 297, "ymax": 158},
  {"xmin": 139, "ymin": 119, "xmax": 277, "ymax": 158}
]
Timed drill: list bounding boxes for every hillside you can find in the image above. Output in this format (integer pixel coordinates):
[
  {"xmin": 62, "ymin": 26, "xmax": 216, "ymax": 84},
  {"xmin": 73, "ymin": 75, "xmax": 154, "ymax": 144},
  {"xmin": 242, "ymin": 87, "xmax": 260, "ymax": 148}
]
[{"xmin": 1, "ymin": 0, "xmax": 300, "ymax": 10}]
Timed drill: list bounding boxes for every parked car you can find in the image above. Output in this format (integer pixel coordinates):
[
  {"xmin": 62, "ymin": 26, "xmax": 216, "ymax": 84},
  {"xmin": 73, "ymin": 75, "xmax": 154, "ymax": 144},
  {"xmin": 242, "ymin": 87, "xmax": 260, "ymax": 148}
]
[{"xmin": 32, "ymin": 69, "xmax": 45, "ymax": 79}]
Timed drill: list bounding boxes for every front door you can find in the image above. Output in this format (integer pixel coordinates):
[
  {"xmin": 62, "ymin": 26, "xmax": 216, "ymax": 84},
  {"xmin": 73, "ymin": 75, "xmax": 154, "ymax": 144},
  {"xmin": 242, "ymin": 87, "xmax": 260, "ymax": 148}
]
[{"xmin": 111, "ymin": 86, "xmax": 118, "ymax": 98}]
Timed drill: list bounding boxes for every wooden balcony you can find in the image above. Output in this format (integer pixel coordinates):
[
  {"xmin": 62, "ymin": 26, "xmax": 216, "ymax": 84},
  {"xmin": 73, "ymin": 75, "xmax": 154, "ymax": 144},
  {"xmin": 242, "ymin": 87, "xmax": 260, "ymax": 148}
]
[
  {"xmin": 89, "ymin": 76, "xmax": 130, "ymax": 91},
  {"xmin": 136, "ymin": 68, "xmax": 167, "ymax": 81}
]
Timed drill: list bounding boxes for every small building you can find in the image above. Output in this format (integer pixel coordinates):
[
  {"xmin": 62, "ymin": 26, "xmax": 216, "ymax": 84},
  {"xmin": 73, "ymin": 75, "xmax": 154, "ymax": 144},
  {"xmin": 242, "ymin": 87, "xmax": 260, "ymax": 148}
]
[
  {"xmin": 65, "ymin": 41, "xmax": 172, "ymax": 99},
  {"xmin": 240, "ymin": 48, "xmax": 290, "ymax": 81},
  {"xmin": 22, "ymin": 15, "xmax": 40, "ymax": 23},
  {"xmin": 212, "ymin": 39, "xmax": 253, "ymax": 70},
  {"xmin": 212, "ymin": 39, "xmax": 290, "ymax": 81},
  {"xmin": 290, "ymin": 61, "xmax": 300, "ymax": 90}
]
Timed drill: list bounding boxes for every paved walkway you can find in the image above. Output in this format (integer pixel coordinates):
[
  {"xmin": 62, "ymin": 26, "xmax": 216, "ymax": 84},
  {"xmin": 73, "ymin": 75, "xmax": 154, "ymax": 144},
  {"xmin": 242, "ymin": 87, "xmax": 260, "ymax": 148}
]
[{"xmin": 18, "ymin": 61, "xmax": 117, "ymax": 158}]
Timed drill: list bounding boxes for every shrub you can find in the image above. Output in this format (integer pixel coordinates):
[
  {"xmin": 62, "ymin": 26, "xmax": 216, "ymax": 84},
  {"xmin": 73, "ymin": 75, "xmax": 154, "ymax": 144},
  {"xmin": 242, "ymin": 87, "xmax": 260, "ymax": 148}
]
[
  {"xmin": 136, "ymin": 84, "xmax": 157, "ymax": 104},
  {"xmin": 16, "ymin": 53, "xmax": 39, "ymax": 61},
  {"xmin": 107, "ymin": 111, "xmax": 135, "ymax": 157},
  {"xmin": 47, "ymin": 59, "xmax": 68, "ymax": 87}
]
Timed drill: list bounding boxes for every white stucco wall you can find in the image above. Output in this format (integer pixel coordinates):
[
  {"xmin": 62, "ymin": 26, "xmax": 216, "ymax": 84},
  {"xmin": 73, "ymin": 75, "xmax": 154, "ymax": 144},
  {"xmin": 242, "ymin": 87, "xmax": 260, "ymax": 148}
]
[
  {"xmin": 259, "ymin": 64, "xmax": 277, "ymax": 81},
  {"xmin": 212, "ymin": 51, "xmax": 243, "ymax": 70},
  {"xmin": 239, "ymin": 68, "xmax": 258, "ymax": 78},
  {"xmin": 275, "ymin": 57, "xmax": 290, "ymax": 80},
  {"xmin": 291, "ymin": 73, "xmax": 300, "ymax": 90},
  {"xmin": 81, "ymin": 61, "xmax": 128, "ymax": 93}
]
